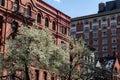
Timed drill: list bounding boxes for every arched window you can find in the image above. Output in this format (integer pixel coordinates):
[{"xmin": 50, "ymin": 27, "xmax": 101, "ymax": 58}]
[
  {"xmin": 26, "ymin": 5, "xmax": 31, "ymax": 17},
  {"xmin": 35, "ymin": 70, "xmax": 39, "ymax": 80},
  {"xmin": 52, "ymin": 21, "xmax": 56, "ymax": 30},
  {"xmin": 12, "ymin": 21, "xmax": 18, "ymax": 33},
  {"xmin": 12, "ymin": 21, "xmax": 18, "ymax": 39},
  {"xmin": 37, "ymin": 13, "xmax": 41, "ymax": 23},
  {"xmin": 45, "ymin": 18, "xmax": 49, "ymax": 27},
  {"xmin": 0, "ymin": 0, "xmax": 4, "ymax": 6},
  {"xmin": 62, "ymin": 26, "xmax": 67, "ymax": 34},
  {"xmin": 43, "ymin": 72, "xmax": 47, "ymax": 80},
  {"xmin": 13, "ymin": 0, "xmax": 19, "ymax": 12}
]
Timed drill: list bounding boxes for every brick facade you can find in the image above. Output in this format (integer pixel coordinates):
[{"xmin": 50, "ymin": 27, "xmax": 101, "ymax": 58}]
[
  {"xmin": 0, "ymin": 0, "xmax": 70, "ymax": 80},
  {"xmin": 71, "ymin": 10, "xmax": 120, "ymax": 60}
]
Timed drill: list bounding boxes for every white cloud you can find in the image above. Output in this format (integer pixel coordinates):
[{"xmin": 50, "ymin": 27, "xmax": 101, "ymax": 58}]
[{"xmin": 53, "ymin": 0, "xmax": 61, "ymax": 3}]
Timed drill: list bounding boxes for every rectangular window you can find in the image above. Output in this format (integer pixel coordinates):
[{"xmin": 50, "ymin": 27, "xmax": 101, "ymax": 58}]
[
  {"xmin": 93, "ymin": 40, "xmax": 98, "ymax": 45},
  {"xmin": 92, "ymin": 25, "xmax": 99, "ymax": 31},
  {"xmin": 84, "ymin": 33, "xmax": 89, "ymax": 39},
  {"xmin": 84, "ymin": 27, "xmax": 89, "ymax": 33},
  {"xmin": 101, "ymin": 24, "xmax": 107, "ymax": 30},
  {"xmin": 76, "ymin": 23, "xmax": 83, "ymax": 32},
  {"xmin": 70, "ymin": 29, "xmax": 76, "ymax": 35},
  {"xmin": 111, "ymin": 29, "xmax": 116, "ymax": 35},
  {"xmin": 71, "ymin": 24, "xmax": 75, "ymax": 27},
  {"xmin": 102, "ymin": 17, "xmax": 107, "ymax": 22},
  {"xmin": 93, "ymin": 18, "xmax": 98, "ymax": 23},
  {"xmin": 102, "ymin": 38, "xmax": 107, "ymax": 44},
  {"xmin": 111, "ymin": 22, "xmax": 116, "ymax": 29},
  {"xmin": 62, "ymin": 26, "xmax": 67, "ymax": 34},
  {"xmin": 95, "ymin": 47, "xmax": 98, "ymax": 52},
  {"xmin": 103, "ymin": 53, "xmax": 108, "ymax": 57},
  {"xmin": 95, "ymin": 53, "xmax": 99, "ymax": 60},
  {"xmin": 93, "ymin": 32, "xmax": 98, "ymax": 38},
  {"xmin": 112, "ymin": 37, "xmax": 117, "ymax": 43},
  {"xmin": 111, "ymin": 15, "xmax": 116, "ymax": 20},
  {"xmin": 117, "ymin": 16, "xmax": 120, "ymax": 25},
  {"xmin": 102, "ymin": 46, "xmax": 108, "ymax": 52},
  {"xmin": 112, "ymin": 45, "xmax": 117, "ymax": 50},
  {"xmin": 102, "ymin": 31, "xmax": 107, "ymax": 37},
  {"xmin": 84, "ymin": 20, "xmax": 89, "ymax": 25}
]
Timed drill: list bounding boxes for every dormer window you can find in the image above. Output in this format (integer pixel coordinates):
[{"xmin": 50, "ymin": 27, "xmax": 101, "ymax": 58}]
[
  {"xmin": 37, "ymin": 13, "xmax": 41, "ymax": 23},
  {"xmin": 13, "ymin": 0, "xmax": 19, "ymax": 12},
  {"xmin": 52, "ymin": 21, "xmax": 56, "ymax": 30},
  {"xmin": 45, "ymin": 18, "xmax": 49, "ymax": 27},
  {"xmin": 26, "ymin": 5, "xmax": 31, "ymax": 17},
  {"xmin": 0, "ymin": 0, "xmax": 4, "ymax": 6}
]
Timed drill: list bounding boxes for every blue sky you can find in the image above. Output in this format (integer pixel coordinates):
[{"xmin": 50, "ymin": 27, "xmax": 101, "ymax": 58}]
[{"xmin": 44, "ymin": 0, "xmax": 110, "ymax": 18}]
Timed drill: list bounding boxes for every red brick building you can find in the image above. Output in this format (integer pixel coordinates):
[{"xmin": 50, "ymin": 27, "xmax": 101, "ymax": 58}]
[
  {"xmin": 71, "ymin": 9, "xmax": 120, "ymax": 60},
  {"xmin": 0, "ymin": 0, "xmax": 70, "ymax": 80},
  {"xmin": 70, "ymin": 1, "xmax": 120, "ymax": 79}
]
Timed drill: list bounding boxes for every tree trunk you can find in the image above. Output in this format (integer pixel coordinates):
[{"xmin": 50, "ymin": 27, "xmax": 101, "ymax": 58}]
[
  {"xmin": 10, "ymin": 73, "xmax": 15, "ymax": 80},
  {"xmin": 24, "ymin": 63, "xmax": 30, "ymax": 80},
  {"xmin": 68, "ymin": 64, "xmax": 72, "ymax": 80},
  {"xmin": 68, "ymin": 73, "xmax": 72, "ymax": 80}
]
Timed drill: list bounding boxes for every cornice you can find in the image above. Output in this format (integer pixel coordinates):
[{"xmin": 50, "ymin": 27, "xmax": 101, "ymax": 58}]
[{"xmin": 71, "ymin": 9, "xmax": 120, "ymax": 21}]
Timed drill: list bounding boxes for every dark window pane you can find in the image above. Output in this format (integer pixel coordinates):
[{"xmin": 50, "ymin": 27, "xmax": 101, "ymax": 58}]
[
  {"xmin": 35, "ymin": 70, "xmax": 39, "ymax": 80},
  {"xmin": 43, "ymin": 72, "xmax": 47, "ymax": 80},
  {"xmin": 37, "ymin": 14, "xmax": 41, "ymax": 23},
  {"xmin": 0, "ymin": 0, "xmax": 4, "ymax": 6},
  {"xmin": 26, "ymin": 6, "xmax": 31, "ymax": 17},
  {"xmin": 52, "ymin": 21, "xmax": 56, "ymax": 30},
  {"xmin": 13, "ymin": 0, "xmax": 19, "ymax": 12},
  {"xmin": 12, "ymin": 21, "xmax": 18, "ymax": 33},
  {"xmin": 62, "ymin": 26, "xmax": 67, "ymax": 34},
  {"xmin": 45, "ymin": 18, "xmax": 49, "ymax": 27}
]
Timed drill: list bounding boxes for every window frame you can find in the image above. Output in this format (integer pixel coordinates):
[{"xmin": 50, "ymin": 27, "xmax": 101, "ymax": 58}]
[
  {"xmin": 62, "ymin": 26, "xmax": 67, "ymax": 35},
  {"xmin": 37, "ymin": 13, "xmax": 41, "ymax": 24},
  {"xmin": 13, "ymin": 0, "xmax": 19, "ymax": 12},
  {"xmin": 26, "ymin": 5, "xmax": 31, "ymax": 17},
  {"xmin": 0, "ymin": 0, "xmax": 4, "ymax": 6},
  {"xmin": 52, "ymin": 21, "xmax": 56, "ymax": 30},
  {"xmin": 45, "ymin": 17, "xmax": 49, "ymax": 27}
]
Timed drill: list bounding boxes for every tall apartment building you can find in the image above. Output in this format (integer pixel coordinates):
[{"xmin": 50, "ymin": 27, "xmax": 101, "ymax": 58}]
[
  {"xmin": 0, "ymin": 0, "xmax": 70, "ymax": 79},
  {"xmin": 71, "ymin": 0, "xmax": 120, "ymax": 60}
]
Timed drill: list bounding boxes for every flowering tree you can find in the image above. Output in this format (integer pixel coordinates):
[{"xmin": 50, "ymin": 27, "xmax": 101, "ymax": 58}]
[{"xmin": 1, "ymin": 25, "xmax": 67, "ymax": 80}]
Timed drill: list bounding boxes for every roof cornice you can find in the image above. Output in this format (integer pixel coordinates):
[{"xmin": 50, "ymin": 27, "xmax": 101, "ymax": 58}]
[{"xmin": 71, "ymin": 9, "xmax": 120, "ymax": 21}]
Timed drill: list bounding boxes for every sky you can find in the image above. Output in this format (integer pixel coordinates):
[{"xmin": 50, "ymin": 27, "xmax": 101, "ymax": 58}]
[{"xmin": 44, "ymin": 0, "xmax": 111, "ymax": 18}]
